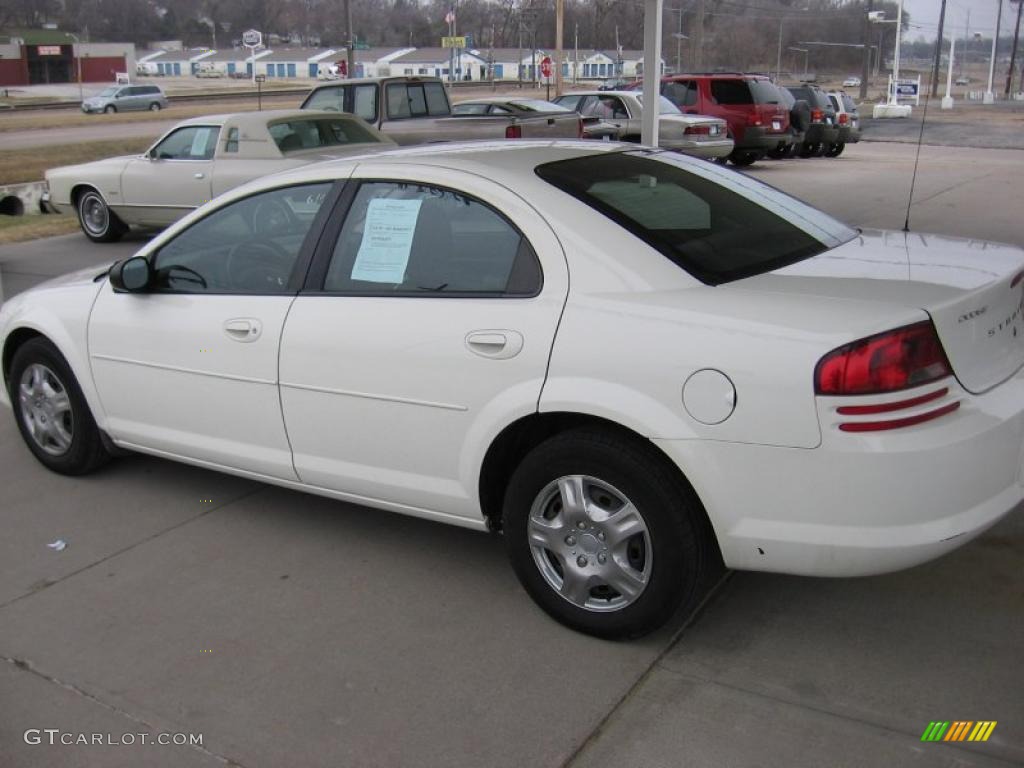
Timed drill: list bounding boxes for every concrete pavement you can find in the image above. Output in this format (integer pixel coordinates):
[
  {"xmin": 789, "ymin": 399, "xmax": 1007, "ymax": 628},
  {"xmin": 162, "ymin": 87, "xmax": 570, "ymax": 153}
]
[{"xmin": 1, "ymin": 142, "xmax": 1022, "ymax": 767}]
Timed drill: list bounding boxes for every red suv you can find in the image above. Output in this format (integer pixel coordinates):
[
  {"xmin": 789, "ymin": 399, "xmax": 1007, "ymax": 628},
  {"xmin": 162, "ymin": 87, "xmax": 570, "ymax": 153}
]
[{"xmin": 628, "ymin": 74, "xmax": 790, "ymax": 166}]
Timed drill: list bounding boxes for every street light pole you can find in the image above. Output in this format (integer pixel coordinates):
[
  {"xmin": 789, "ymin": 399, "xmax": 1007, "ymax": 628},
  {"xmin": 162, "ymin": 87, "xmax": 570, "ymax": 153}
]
[
  {"xmin": 986, "ymin": 0, "xmax": 1003, "ymax": 103},
  {"xmin": 1007, "ymin": 0, "xmax": 1024, "ymax": 96}
]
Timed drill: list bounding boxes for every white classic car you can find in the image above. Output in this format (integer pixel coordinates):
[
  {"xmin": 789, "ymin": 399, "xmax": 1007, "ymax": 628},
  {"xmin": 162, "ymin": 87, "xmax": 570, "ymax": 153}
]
[
  {"xmin": 44, "ymin": 109, "xmax": 394, "ymax": 242},
  {"xmin": 5, "ymin": 142, "xmax": 1024, "ymax": 638},
  {"xmin": 551, "ymin": 90, "xmax": 733, "ymax": 159}
]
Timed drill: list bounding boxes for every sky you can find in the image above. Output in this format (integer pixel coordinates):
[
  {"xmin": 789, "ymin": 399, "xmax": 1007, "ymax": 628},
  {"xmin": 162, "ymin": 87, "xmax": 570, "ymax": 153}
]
[{"xmin": 901, "ymin": 0, "xmax": 1011, "ymax": 42}]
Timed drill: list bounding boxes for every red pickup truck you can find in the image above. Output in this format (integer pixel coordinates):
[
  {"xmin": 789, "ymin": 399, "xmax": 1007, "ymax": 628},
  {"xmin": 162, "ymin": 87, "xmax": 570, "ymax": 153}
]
[{"xmin": 628, "ymin": 73, "xmax": 790, "ymax": 166}]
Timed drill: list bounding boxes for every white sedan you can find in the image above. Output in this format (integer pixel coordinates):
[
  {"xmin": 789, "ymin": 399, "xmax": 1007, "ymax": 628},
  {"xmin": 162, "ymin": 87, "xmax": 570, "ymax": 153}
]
[
  {"xmin": 44, "ymin": 109, "xmax": 393, "ymax": 243},
  {"xmin": 4, "ymin": 141, "xmax": 1023, "ymax": 638},
  {"xmin": 552, "ymin": 91, "xmax": 733, "ymax": 159}
]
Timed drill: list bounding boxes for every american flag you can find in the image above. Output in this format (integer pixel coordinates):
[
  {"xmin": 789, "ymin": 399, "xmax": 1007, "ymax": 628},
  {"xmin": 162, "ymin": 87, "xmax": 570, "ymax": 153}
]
[{"xmin": 444, "ymin": 9, "xmax": 456, "ymax": 25}]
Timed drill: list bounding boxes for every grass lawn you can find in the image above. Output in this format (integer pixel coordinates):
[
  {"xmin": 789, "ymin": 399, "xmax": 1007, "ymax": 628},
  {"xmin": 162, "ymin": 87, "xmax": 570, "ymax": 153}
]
[
  {"xmin": 0, "ymin": 138, "xmax": 152, "ymax": 186},
  {"xmin": 0, "ymin": 214, "xmax": 79, "ymax": 245},
  {"xmin": 0, "ymin": 95, "xmax": 302, "ymax": 133}
]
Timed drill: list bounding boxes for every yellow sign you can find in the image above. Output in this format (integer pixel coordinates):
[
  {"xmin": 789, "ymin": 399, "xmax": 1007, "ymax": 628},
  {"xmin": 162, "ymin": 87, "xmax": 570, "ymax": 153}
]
[{"xmin": 442, "ymin": 36, "xmax": 467, "ymax": 49}]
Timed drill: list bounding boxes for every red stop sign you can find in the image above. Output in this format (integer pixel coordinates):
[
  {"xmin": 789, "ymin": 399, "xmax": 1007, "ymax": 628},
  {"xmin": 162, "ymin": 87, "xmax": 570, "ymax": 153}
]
[{"xmin": 540, "ymin": 56, "xmax": 552, "ymax": 78}]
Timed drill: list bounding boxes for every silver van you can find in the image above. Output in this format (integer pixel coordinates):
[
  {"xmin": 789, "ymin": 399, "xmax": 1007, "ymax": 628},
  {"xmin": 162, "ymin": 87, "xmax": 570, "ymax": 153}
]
[{"xmin": 81, "ymin": 84, "xmax": 168, "ymax": 114}]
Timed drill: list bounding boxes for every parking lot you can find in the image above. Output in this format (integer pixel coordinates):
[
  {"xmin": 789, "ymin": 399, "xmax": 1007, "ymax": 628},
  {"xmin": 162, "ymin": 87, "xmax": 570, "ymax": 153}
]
[{"xmin": 1, "ymin": 140, "xmax": 1023, "ymax": 767}]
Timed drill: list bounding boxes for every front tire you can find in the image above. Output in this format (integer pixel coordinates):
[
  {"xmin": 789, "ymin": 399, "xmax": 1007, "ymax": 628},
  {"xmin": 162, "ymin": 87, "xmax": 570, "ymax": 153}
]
[
  {"xmin": 76, "ymin": 189, "xmax": 126, "ymax": 243},
  {"xmin": 502, "ymin": 429, "xmax": 713, "ymax": 639},
  {"xmin": 9, "ymin": 338, "xmax": 110, "ymax": 475},
  {"xmin": 104, "ymin": 105, "xmax": 116, "ymax": 114}
]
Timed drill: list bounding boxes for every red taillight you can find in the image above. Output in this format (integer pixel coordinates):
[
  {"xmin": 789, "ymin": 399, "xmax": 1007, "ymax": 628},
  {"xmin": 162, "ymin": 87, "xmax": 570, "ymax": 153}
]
[
  {"xmin": 685, "ymin": 124, "xmax": 711, "ymax": 135},
  {"xmin": 505, "ymin": 125, "xmax": 522, "ymax": 139},
  {"xmin": 814, "ymin": 321, "xmax": 953, "ymax": 396},
  {"xmin": 811, "ymin": 108, "xmax": 823, "ymax": 122},
  {"xmin": 838, "ymin": 112, "xmax": 849, "ymax": 125},
  {"xmin": 746, "ymin": 114, "xmax": 763, "ymax": 127}
]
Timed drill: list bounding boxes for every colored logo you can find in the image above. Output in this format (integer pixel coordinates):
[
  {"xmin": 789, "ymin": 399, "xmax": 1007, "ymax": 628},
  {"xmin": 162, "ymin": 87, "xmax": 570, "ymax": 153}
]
[{"xmin": 921, "ymin": 721, "xmax": 997, "ymax": 742}]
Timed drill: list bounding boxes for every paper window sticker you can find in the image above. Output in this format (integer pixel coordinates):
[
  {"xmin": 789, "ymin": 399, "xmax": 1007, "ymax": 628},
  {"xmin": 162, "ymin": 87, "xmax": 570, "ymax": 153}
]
[
  {"xmin": 350, "ymin": 198, "xmax": 424, "ymax": 284},
  {"xmin": 190, "ymin": 128, "xmax": 212, "ymax": 157}
]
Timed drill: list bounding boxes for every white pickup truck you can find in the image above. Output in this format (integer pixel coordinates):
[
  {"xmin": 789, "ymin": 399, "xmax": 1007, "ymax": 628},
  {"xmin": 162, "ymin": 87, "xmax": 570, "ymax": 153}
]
[{"xmin": 301, "ymin": 76, "xmax": 582, "ymax": 144}]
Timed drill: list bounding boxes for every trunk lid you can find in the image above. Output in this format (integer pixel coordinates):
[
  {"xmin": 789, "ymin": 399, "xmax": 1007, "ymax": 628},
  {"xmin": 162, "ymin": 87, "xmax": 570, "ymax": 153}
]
[{"xmin": 736, "ymin": 229, "xmax": 1024, "ymax": 394}]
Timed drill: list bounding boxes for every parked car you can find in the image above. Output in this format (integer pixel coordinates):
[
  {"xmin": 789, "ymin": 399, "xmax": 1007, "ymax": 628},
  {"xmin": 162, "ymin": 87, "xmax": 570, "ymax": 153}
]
[
  {"xmin": 195, "ymin": 64, "xmax": 224, "ymax": 78},
  {"xmin": 629, "ymin": 73, "xmax": 791, "ymax": 166},
  {"xmin": 842, "ymin": 76, "xmax": 862, "ymax": 88},
  {"xmin": 785, "ymin": 84, "xmax": 840, "ymax": 157},
  {"xmin": 550, "ymin": 91, "xmax": 732, "ymax": 160},
  {"xmin": 598, "ymin": 78, "xmax": 634, "ymax": 91},
  {"xmin": 765, "ymin": 83, "xmax": 809, "ymax": 159},
  {"xmin": 452, "ymin": 97, "xmax": 575, "ymax": 116},
  {"xmin": 955, "ymin": 76, "xmax": 970, "ymax": 86},
  {"xmin": 80, "ymin": 84, "xmax": 167, "ymax": 114},
  {"xmin": 826, "ymin": 90, "xmax": 862, "ymax": 156},
  {"xmin": 302, "ymin": 76, "xmax": 582, "ymax": 144},
  {"xmin": 8, "ymin": 142, "xmax": 1024, "ymax": 639},
  {"xmin": 45, "ymin": 110, "xmax": 394, "ymax": 242}
]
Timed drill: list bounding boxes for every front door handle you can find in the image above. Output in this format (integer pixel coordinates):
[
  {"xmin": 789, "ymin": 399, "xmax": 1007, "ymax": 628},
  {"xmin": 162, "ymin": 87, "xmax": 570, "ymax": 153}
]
[
  {"xmin": 194, "ymin": 172, "xmax": 205, "ymax": 179},
  {"xmin": 223, "ymin": 318, "xmax": 262, "ymax": 342},
  {"xmin": 465, "ymin": 330, "xmax": 524, "ymax": 360}
]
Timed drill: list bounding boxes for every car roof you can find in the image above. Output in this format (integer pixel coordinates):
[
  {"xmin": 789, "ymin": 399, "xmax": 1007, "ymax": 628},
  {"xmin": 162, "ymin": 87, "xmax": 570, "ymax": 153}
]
[{"xmin": 174, "ymin": 109, "xmax": 359, "ymax": 129}]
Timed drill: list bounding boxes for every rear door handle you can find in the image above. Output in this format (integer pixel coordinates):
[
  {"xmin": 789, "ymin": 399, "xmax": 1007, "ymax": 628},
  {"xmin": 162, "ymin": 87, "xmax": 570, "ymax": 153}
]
[
  {"xmin": 465, "ymin": 330, "xmax": 523, "ymax": 359},
  {"xmin": 194, "ymin": 172, "xmax": 205, "ymax": 179},
  {"xmin": 223, "ymin": 318, "xmax": 262, "ymax": 342}
]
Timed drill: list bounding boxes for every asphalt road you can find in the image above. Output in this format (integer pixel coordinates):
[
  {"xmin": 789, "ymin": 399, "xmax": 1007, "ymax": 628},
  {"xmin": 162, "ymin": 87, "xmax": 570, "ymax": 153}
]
[{"xmin": 1, "ymin": 142, "xmax": 1022, "ymax": 768}]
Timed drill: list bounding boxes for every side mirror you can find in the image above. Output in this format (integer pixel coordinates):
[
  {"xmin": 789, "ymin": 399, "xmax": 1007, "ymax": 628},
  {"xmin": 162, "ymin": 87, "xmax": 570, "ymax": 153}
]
[{"xmin": 109, "ymin": 256, "xmax": 153, "ymax": 292}]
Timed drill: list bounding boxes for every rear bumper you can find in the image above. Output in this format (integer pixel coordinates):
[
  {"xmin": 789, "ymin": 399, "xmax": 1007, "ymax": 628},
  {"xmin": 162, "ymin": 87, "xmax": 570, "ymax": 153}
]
[
  {"xmin": 654, "ymin": 375, "xmax": 1024, "ymax": 577},
  {"xmin": 805, "ymin": 123, "xmax": 840, "ymax": 145},
  {"xmin": 736, "ymin": 126, "xmax": 789, "ymax": 152},
  {"xmin": 663, "ymin": 138, "xmax": 734, "ymax": 159}
]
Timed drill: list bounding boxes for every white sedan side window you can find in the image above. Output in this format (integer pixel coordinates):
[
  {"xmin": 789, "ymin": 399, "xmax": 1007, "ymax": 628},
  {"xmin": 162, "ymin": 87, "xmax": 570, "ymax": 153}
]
[
  {"xmin": 151, "ymin": 183, "xmax": 331, "ymax": 294},
  {"xmin": 322, "ymin": 182, "xmax": 541, "ymax": 296}
]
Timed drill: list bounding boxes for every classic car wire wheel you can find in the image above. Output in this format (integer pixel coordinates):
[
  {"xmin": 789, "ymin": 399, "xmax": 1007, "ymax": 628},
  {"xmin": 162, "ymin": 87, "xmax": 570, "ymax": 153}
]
[
  {"xmin": 78, "ymin": 192, "xmax": 109, "ymax": 237},
  {"xmin": 18, "ymin": 363, "xmax": 74, "ymax": 457},
  {"xmin": 528, "ymin": 475, "xmax": 652, "ymax": 612}
]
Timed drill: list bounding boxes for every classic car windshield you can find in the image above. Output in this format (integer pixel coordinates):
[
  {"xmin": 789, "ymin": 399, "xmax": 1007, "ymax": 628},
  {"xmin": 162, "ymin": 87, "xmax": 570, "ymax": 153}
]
[{"xmin": 268, "ymin": 118, "xmax": 383, "ymax": 153}]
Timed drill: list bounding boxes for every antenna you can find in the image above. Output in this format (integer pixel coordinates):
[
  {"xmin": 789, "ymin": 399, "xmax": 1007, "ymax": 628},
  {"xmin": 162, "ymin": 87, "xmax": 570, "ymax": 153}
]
[{"xmin": 902, "ymin": 38, "xmax": 938, "ymax": 233}]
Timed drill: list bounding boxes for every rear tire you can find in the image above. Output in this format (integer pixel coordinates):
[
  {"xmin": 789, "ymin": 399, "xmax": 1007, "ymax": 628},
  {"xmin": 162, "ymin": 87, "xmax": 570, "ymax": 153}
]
[
  {"xmin": 825, "ymin": 142, "xmax": 845, "ymax": 157},
  {"xmin": 502, "ymin": 428, "xmax": 713, "ymax": 639},
  {"xmin": 799, "ymin": 142, "xmax": 819, "ymax": 158},
  {"xmin": 76, "ymin": 189, "xmax": 127, "ymax": 243},
  {"xmin": 728, "ymin": 150, "xmax": 760, "ymax": 167},
  {"xmin": 149, "ymin": 102, "xmax": 162, "ymax": 111},
  {"xmin": 766, "ymin": 145, "xmax": 790, "ymax": 159},
  {"xmin": 8, "ymin": 338, "xmax": 110, "ymax": 476}
]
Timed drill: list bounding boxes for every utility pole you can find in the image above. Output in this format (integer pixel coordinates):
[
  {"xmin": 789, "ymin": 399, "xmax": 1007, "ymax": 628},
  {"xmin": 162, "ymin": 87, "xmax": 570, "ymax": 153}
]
[
  {"xmin": 675, "ymin": 7, "xmax": 684, "ymax": 74},
  {"xmin": 344, "ymin": 0, "xmax": 354, "ymax": 80},
  {"xmin": 931, "ymin": 0, "xmax": 947, "ymax": 96},
  {"xmin": 776, "ymin": 16, "xmax": 784, "ymax": 79},
  {"xmin": 985, "ymin": 0, "xmax": 1003, "ymax": 103},
  {"xmin": 555, "ymin": 0, "xmax": 564, "ymax": 96},
  {"xmin": 859, "ymin": 0, "xmax": 872, "ymax": 99},
  {"xmin": 694, "ymin": 0, "xmax": 705, "ymax": 70},
  {"xmin": 517, "ymin": 15, "xmax": 523, "ymax": 89},
  {"xmin": 961, "ymin": 8, "xmax": 970, "ymax": 78},
  {"xmin": 1008, "ymin": 0, "xmax": 1024, "ymax": 96},
  {"xmin": 574, "ymin": 22, "xmax": 579, "ymax": 83}
]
